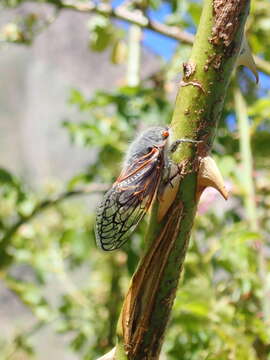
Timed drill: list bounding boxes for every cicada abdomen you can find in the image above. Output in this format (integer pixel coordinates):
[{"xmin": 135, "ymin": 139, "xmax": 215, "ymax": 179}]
[{"xmin": 95, "ymin": 126, "xmax": 170, "ymax": 251}]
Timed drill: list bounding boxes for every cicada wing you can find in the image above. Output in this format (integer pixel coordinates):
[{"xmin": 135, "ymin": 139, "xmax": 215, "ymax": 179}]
[{"xmin": 95, "ymin": 148, "xmax": 164, "ymax": 251}]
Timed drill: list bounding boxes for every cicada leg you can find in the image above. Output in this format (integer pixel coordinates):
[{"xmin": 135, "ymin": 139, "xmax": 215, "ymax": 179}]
[
  {"xmin": 167, "ymin": 162, "xmax": 183, "ymax": 185},
  {"xmin": 169, "ymin": 138, "xmax": 201, "ymax": 153},
  {"xmin": 158, "ymin": 139, "xmax": 200, "ymax": 202},
  {"xmin": 157, "ymin": 160, "xmax": 178, "ymax": 202}
]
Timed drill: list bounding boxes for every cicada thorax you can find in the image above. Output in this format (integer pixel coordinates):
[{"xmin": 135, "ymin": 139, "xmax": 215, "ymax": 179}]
[{"xmin": 95, "ymin": 127, "xmax": 169, "ymax": 251}]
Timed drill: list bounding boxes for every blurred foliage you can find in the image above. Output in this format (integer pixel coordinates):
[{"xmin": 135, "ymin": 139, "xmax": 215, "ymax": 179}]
[{"xmin": 0, "ymin": 0, "xmax": 270, "ymax": 359}]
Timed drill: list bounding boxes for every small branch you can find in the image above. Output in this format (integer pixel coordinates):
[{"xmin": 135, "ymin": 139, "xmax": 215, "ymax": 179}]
[
  {"xmin": 51, "ymin": 0, "xmax": 269, "ymax": 76},
  {"xmin": 5, "ymin": 320, "xmax": 46, "ymax": 359},
  {"xmin": 6, "ymin": 0, "xmax": 270, "ymax": 76},
  {"xmin": 27, "ymin": 0, "xmax": 195, "ymax": 44},
  {"xmin": 126, "ymin": 24, "xmax": 141, "ymax": 87},
  {"xmin": 0, "ymin": 183, "xmax": 108, "ymax": 267},
  {"xmin": 234, "ymin": 88, "xmax": 270, "ymax": 321},
  {"xmin": 0, "ymin": 5, "xmax": 61, "ymax": 45},
  {"xmin": 234, "ymin": 88, "xmax": 257, "ymax": 227}
]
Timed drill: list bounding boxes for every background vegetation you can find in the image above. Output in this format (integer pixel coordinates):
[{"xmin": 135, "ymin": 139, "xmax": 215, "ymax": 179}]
[{"xmin": 0, "ymin": 0, "xmax": 270, "ymax": 359}]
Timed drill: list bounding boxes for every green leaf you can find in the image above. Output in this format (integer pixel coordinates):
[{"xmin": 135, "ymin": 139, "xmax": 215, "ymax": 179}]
[{"xmin": 88, "ymin": 16, "xmax": 113, "ymax": 52}]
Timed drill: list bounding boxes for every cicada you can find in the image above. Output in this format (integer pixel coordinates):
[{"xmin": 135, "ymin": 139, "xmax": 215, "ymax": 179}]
[{"xmin": 95, "ymin": 126, "xmax": 196, "ymax": 251}]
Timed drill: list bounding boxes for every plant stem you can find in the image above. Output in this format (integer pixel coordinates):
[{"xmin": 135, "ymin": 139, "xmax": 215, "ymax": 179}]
[
  {"xmin": 234, "ymin": 87, "xmax": 270, "ymax": 322},
  {"xmin": 0, "ymin": 184, "xmax": 108, "ymax": 270},
  {"xmin": 113, "ymin": 0, "xmax": 251, "ymax": 358},
  {"xmin": 127, "ymin": 25, "xmax": 141, "ymax": 87},
  {"xmin": 34, "ymin": 0, "xmax": 269, "ymax": 76},
  {"xmin": 5, "ymin": 1, "xmax": 269, "ymax": 75},
  {"xmin": 234, "ymin": 87, "xmax": 257, "ymax": 228}
]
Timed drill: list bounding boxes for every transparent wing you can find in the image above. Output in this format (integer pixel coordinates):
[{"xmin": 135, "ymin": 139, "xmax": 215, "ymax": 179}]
[{"xmin": 95, "ymin": 148, "xmax": 164, "ymax": 251}]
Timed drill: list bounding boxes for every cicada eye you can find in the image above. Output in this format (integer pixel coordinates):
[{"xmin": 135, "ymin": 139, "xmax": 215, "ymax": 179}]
[
  {"xmin": 147, "ymin": 146, "xmax": 153, "ymax": 152},
  {"xmin": 162, "ymin": 129, "xmax": 169, "ymax": 139}
]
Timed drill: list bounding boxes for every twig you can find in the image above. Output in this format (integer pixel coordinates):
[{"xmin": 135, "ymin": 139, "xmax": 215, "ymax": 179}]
[
  {"xmin": 30, "ymin": 0, "xmax": 195, "ymax": 44},
  {"xmin": 0, "ymin": 184, "xmax": 109, "ymax": 263},
  {"xmin": 234, "ymin": 88, "xmax": 270, "ymax": 321},
  {"xmin": 5, "ymin": 0, "xmax": 269, "ymax": 75},
  {"xmin": 48, "ymin": 0, "xmax": 268, "ymax": 76},
  {"xmin": 5, "ymin": 320, "xmax": 46, "ymax": 359}
]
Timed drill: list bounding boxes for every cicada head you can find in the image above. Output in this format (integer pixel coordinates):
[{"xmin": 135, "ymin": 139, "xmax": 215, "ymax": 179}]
[{"xmin": 124, "ymin": 126, "xmax": 170, "ymax": 168}]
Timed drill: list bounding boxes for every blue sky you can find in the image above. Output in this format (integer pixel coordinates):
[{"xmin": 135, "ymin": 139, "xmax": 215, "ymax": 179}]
[
  {"xmin": 113, "ymin": 1, "xmax": 178, "ymax": 60},
  {"xmin": 144, "ymin": 3, "xmax": 178, "ymax": 60}
]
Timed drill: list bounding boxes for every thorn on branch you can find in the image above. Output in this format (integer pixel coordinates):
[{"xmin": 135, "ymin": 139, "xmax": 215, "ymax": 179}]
[
  {"xmin": 97, "ymin": 347, "xmax": 116, "ymax": 360},
  {"xmin": 196, "ymin": 156, "xmax": 228, "ymax": 201}
]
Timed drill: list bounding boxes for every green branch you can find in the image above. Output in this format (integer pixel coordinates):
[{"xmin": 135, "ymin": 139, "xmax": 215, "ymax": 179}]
[
  {"xmin": 53, "ymin": 0, "xmax": 194, "ymax": 44},
  {"xmin": 17, "ymin": 0, "xmax": 270, "ymax": 76},
  {"xmin": 234, "ymin": 87, "xmax": 257, "ymax": 228},
  {"xmin": 234, "ymin": 87, "xmax": 270, "ymax": 322},
  {"xmin": 3, "ymin": 1, "xmax": 269, "ymax": 76},
  {"xmin": 113, "ymin": 0, "xmax": 251, "ymax": 358},
  {"xmin": 0, "ymin": 184, "xmax": 108, "ymax": 269}
]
